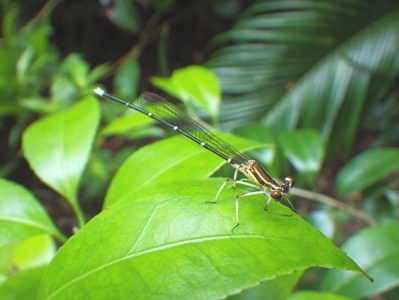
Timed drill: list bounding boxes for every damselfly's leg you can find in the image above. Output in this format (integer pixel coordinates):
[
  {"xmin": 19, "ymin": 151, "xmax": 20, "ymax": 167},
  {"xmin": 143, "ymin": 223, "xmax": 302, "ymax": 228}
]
[
  {"xmin": 208, "ymin": 172, "xmax": 260, "ymax": 205},
  {"xmin": 230, "ymin": 169, "xmax": 238, "ymax": 189},
  {"xmin": 205, "ymin": 178, "xmax": 233, "ymax": 205},
  {"xmin": 207, "ymin": 169, "xmax": 238, "ymax": 204},
  {"xmin": 231, "ymin": 189, "xmax": 266, "ymax": 231},
  {"xmin": 233, "ymin": 190, "xmax": 296, "ymax": 231},
  {"xmin": 264, "ymin": 196, "xmax": 295, "ymax": 217}
]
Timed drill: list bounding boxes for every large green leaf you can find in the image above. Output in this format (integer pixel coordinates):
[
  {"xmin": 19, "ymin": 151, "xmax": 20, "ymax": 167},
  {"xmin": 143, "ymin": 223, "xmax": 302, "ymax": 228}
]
[
  {"xmin": 262, "ymin": 12, "xmax": 399, "ymax": 156},
  {"xmin": 22, "ymin": 97, "xmax": 100, "ymax": 225},
  {"xmin": 336, "ymin": 148, "xmax": 399, "ymax": 197},
  {"xmin": 104, "ymin": 133, "xmax": 269, "ymax": 207},
  {"xmin": 39, "ymin": 180, "xmax": 371, "ymax": 299},
  {"xmin": 321, "ymin": 223, "xmax": 399, "ymax": 299},
  {"xmin": 0, "ymin": 179, "xmax": 65, "ymax": 246}
]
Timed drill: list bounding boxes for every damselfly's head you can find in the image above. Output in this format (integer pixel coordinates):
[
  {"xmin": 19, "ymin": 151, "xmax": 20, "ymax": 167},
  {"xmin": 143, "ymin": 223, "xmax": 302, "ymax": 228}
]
[
  {"xmin": 268, "ymin": 176, "xmax": 296, "ymax": 214},
  {"xmin": 270, "ymin": 176, "xmax": 295, "ymax": 200}
]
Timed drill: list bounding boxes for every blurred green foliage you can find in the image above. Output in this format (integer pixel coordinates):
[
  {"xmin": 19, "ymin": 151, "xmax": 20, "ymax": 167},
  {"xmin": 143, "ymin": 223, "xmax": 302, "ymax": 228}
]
[{"xmin": 1, "ymin": 0, "xmax": 399, "ymax": 299}]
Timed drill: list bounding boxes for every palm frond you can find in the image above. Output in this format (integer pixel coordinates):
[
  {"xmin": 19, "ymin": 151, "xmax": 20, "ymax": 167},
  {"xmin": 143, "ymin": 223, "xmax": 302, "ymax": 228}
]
[{"xmin": 206, "ymin": 0, "xmax": 399, "ymax": 155}]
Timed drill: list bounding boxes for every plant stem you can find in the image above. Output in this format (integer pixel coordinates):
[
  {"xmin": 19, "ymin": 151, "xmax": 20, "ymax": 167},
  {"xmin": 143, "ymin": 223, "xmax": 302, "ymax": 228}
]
[{"xmin": 291, "ymin": 187, "xmax": 377, "ymax": 225}]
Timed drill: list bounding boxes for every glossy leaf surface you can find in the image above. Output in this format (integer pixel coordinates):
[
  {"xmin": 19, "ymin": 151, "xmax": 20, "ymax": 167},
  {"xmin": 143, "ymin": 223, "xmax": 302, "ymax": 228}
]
[
  {"xmin": 336, "ymin": 148, "xmax": 399, "ymax": 197},
  {"xmin": 22, "ymin": 97, "xmax": 100, "ymax": 205},
  {"xmin": 40, "ymin": 180, "xmax": 370, "ymax": 299},
  {"xmin": 207, "ymin": 1, "xmax": 399, "ymax": 158}
]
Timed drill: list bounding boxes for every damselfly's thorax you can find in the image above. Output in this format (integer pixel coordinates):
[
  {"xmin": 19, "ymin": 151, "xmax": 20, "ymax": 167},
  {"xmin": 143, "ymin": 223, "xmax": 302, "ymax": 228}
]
[{"xmin": 233, "ymin": 160, "xmax": 295, "ymax": 200}]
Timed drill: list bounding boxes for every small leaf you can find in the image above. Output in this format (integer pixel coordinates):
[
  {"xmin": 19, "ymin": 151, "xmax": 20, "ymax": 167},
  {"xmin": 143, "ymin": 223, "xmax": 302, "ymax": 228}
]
[
  {"xmin": 22, "ymin": 97, "xmax": 100, "ymax": 211},
  {"xmin": 104, "ymin": 133, "xmax": 267, "ymax": 207},
  {"xmin": 20, "ymin": 96, "xmax": 53, "ymax": 114},
  {"xmin": 50, "ymin": 74, "xmax": 79, "ymax": 105},
  {"xmin": 39, "ymin": 181, "xmax": 370, "ymax": 299},
  {"xmin": 10, "ymin": 234, "xmax": 55, "ymax": 270},
  {"xmin": 321, "ymin": 223, "xmax": 399, "ymax": 299},
  {"xmin": 151, "ymin": 65, "xmax": 221, "ymax": 120},
  {"xmin": 336, "ymin": 148, "xmax": 399, "ymax": 197},
  {"xmin": 279, "ymin": 129, "xmax": 324, "ymax": 184},
  {"xmin": 69, "ymin": 59, "xmax": 90, "ymax": 88},
  {"xmin": 0, "ymin": 236, "xmax": 52, "ymax": 299},
  {"xmin": 0, "ymin": 179, "xmax": 64, "ymax": 246},
  {"xmin": 0, "ymin": 265, "xmax": 47, "ymax": 300},
  {"xmin": 100, "ymin": 112, "xmax": 154, "ymax": 137},
  {"xmin": 59, "ymin": 54, "xmax": 90, "ymax": 88},
  {"xmin": 2, "ymin": 6, "xmax": 19, "ymax": 41},
  {"xmin": 114, "ymin": 57, "xmax": 140, "ymax": 100},
  {"xmin": 16, "ymin": 47, "xmax": 34, "ymax": 87},
  {"xmin": 109, "ymin": 0, "xmax": 141, "ymax": 34},
  {"xmin": 86, "ymin": 63, "xmax": 111, "ymax": 85}
]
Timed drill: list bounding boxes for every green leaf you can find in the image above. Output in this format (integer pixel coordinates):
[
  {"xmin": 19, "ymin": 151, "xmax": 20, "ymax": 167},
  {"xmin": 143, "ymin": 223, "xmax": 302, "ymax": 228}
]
[
  {"xmin": 27, "ymin": 22, "xmax": 51, "ymax": 55},
  {"xmin": 22, "ymin": 97, "xmax": 100, "ymax": 225},
  {"xmin": 321, "ymin": 223, "xmax": 399, "ymax": 299},
  {"xmin": 0, "ymin": 179, "xmax": 65, "ymax": 246},
  {"xmin": 50, "ymin": 74, "xmax": 79, "ymax": 105},
  {"xmin": 229, "ymin": 271, "xmax": 303, "ymax": 300},
  {"xmin": 20, "ymin": 96, "xmax": 53, "ymax": 114},
  {"xmin": 6, "ymin": 234, "xmax": 55, "ymax": 270},
  {"xmin": 69, "ymin": 60, "xmax": 90, "ymax": 89},
  {"xmin": 86, "ymin": 63, "xmax": 111, "ymax": 85},
  {"xmin": 16, "ymin": 47, "xmax": 34, "ymax": 87},
  {"xmin": 39, "ymin": 180, "xmax": 370, "ymax": 299},
  {"xmin": 104, "ymin": 133, "xmax": 268, "ymax": 207},
  {"xmin": 100, "ymin": 112, "xmax": 154, "ymax": 137},
  {"xmin": 0, "ymin": 265, "xmax": 47, "ymax": 300},
  {"xmin": 0, "ymin": 234, "xmax": 54, "ymax": 299},
  {"xmin": 278, "ymin": 129, "xmax": 324, "ymax": 185},
  {"xmin": 111, "ymin": 0, "xmax": 141, "ymax": 34},
  {"xmin": 114, "ymin": 57, "xmax": 140, "ymax": 100},
  {"xmin": 2, "ymin": 5, "xmax": 19, "ymax": 41},
  {"xmin": 151, "ymin": 65, "xmax": 221, "ymax": 120},
  {"xmin": 336, "ymin": 148, "xmax": 399, "ymax": 197},
  {"xmin": 286, "ymin": 291, "xmax": 352, "ymax": 300},
  {"xmin": 206, "ymin": 1, "xmax": 399, "ymax": 153}
]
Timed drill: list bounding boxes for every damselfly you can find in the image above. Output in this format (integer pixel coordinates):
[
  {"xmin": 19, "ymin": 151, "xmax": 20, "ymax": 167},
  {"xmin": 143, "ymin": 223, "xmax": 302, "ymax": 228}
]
[{"xmin": 94, "ymin": 88, "xmax": 295, "ymax": 230}]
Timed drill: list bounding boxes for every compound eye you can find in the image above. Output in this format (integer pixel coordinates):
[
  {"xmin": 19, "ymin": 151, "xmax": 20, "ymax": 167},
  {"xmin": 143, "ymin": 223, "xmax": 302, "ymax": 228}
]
[
  {"xmin": 285, "ymin": 176, "xmax": 295, "ymax": 188},
  {"xmin": 271, "ymin": 191, "xmax": 282, "ymax": 200}
]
